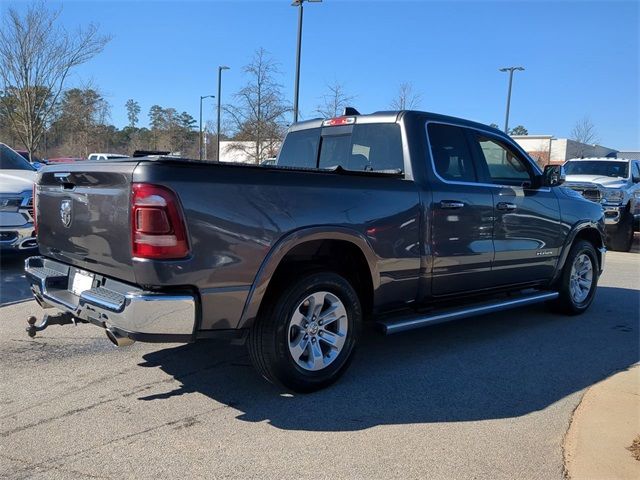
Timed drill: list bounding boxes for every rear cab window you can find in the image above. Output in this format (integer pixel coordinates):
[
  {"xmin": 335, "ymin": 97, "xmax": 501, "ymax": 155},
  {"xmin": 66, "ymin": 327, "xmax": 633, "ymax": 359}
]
[
  {"xmin": 276, "ymin": 128, "xmax": 321, "ymax": 168},
  {"xmin": 277, "ymin": 122, "xmax": 404, "ymax": 174}
]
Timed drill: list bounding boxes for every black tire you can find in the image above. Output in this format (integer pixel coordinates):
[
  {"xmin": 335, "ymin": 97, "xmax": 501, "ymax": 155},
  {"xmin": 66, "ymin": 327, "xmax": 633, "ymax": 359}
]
[
  {"xmin": 553, "ymin": 240, "xmax": 599, "ymax": 315},
  {"xmin": 607, "ymin": 209, "xmax": 634, "ymax": 252},
  {"xmin": 247, "ymin": 271, "xmax": 361, "ymax": 393}
]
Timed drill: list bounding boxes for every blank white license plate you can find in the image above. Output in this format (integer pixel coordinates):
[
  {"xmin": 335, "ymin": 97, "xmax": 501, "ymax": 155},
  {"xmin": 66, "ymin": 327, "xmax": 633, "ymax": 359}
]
[{"xmin": 71, "ymin": 270, "xmax": 94, "ymax": 296}]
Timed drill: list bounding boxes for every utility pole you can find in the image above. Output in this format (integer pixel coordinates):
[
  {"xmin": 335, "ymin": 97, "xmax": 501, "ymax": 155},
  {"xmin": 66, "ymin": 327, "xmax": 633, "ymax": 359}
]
[
  {"xmin": 499, "ymin": 66, "xmax": 525, "ymax": 134},
  {"xmin": 199, "ymin": 95, "xmax": 214, "ymax": 160},
  {"xmin": 217, "ymin": 66, "xmax": 230, "ymax": 161},
  {"xmin": 292, "ymin": 0, "xmax": 322, "ymax": 123}
]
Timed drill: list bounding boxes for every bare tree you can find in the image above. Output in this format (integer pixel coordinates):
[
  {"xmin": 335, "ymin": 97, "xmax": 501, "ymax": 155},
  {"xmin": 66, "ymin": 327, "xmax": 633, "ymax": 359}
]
[
  {"xmin": 225, "ymin": 48, "xmax": 290, "ymax": 163},
  {"xmin": 315, "ymin": 81, "xmax": 355, "ymax": 118},
  {"xmin": 389, "ymin": 82, "xmax": 422, "ymax": 110},
  {"xmin": 570, "ymin": 115, "xmax": 599, "ymax": 157},
  {"xmin": 0, "ymin": 1, "xmax": 110, "ymax": 159},
  {"xmin": 570, "ymin": 115, "xmax": 599, "ymax": 145}
]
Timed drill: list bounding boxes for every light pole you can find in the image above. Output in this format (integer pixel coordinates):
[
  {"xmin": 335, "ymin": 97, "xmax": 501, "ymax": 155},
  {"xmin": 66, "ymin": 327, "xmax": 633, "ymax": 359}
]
[
  {"xmin": 199, "ymin": 95, "xmax": 215, "ymax": 160},
  {"xmin": 499, "ymin": 66, "xmax": 524, "ymax": 134},
  {"xmin": 291, "ymin": 0, "xmax": 322, "ymax": 124},
  {"xmin": 217, "ymin": 65, "xmax": 230, "ymax": 162}
]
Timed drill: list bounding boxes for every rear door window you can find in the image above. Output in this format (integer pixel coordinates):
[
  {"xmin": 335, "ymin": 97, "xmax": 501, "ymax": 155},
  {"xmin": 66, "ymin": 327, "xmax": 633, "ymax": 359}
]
[{"xmin": 426, "ymin": 123, "xmax": 477, "ymax": 182}]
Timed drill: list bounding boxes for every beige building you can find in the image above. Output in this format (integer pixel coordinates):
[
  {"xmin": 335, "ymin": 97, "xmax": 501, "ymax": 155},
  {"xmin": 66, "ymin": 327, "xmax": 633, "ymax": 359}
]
[{"xmin": 511, "ymin": 135, "xmax": 618, "ymax": 166}]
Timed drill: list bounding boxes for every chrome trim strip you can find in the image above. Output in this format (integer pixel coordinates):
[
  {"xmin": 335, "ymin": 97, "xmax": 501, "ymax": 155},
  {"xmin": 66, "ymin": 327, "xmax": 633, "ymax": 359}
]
[{"xmin": 379, "ymin": 291, "xmax": 559, "ymax": 334}]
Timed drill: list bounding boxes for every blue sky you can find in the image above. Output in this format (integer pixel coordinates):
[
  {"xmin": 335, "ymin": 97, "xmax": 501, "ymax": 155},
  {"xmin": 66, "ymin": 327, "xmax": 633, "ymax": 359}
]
[{"xmin": 7, "ymin": 0, "xmax": 640, "ymax": 149}]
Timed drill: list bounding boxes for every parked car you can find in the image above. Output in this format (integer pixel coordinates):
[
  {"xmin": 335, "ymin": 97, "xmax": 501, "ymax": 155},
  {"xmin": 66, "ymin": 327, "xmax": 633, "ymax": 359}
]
[
  {"xmin": 564, "ymin": 157, "xmax": 640, "ymax": 251},
  {"xmin": 0, "ymin": 143, "xmax": 37, "ymax": 251},
  {"xmin": 88, "ymin": 153, "xmax": 128, "ymax": 161},
  {"xmin": 25, "ymin": 110, "xmax": 606, "ymax": 392}
]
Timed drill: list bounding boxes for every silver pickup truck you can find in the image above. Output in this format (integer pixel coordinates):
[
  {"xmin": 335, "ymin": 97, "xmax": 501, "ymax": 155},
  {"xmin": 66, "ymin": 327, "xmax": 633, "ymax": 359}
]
[
  {"xmin": 0, "ymin": 143, "xmax": 37, "ymax": 252},
  {"xmin": 564, "ymin": 157, "xmax": 640, "ymax": 251}
]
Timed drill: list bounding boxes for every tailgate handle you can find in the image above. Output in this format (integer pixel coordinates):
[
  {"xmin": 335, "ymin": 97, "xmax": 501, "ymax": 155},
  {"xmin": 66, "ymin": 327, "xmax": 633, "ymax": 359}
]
[{"xmin": 54, "ymin": 172, "xmax": 75, "ymax": 189}]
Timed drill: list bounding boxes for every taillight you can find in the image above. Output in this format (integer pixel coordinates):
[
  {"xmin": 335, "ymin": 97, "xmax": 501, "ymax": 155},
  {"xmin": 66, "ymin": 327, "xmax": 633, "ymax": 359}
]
[
  {"xmin": 131, "ymin": 183, "xmax": 189, "ymax": 259},
  {"xmin": 32, "ymin": 184, "xmax": 38, "ymax": 234}
]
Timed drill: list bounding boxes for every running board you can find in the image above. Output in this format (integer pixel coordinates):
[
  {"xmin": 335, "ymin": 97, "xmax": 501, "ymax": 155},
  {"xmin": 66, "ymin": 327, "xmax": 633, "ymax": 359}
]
[{"xmin": 377, "ymin": 291, "xmax": 559, "ymax": 335}]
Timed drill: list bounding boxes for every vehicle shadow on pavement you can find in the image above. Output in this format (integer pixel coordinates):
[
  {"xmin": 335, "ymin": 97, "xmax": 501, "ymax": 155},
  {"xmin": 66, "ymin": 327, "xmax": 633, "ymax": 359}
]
[
  {"xmin": 0, "ymin": 252, "xmax": 34, "ymax": 306},
  {"xmin": 139, "ymin": 286, "xmax": 639, "ymax": 431}
]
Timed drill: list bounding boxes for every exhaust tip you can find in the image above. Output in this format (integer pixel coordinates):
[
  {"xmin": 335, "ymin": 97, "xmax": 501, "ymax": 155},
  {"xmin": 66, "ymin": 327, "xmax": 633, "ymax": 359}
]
[{"xmin": 105, "ymin": 328, "xmax": 135, "ymax": 347}]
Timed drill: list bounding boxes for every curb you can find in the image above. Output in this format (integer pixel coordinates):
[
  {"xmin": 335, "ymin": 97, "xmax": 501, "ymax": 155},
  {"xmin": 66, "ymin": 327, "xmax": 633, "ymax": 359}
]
[{"xmin": 564, "ymin": 364, "xmax": 640, "ymax": 479}]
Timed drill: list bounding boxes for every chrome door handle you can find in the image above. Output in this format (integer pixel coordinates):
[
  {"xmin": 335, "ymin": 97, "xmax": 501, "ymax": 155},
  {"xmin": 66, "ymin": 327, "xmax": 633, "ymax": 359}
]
[
  {"xmin": 439, "ymin": 200, "xmax": 465, "ymax": 209},
  {"xmin": 496, "ymin": 202, "xmax": 517, "ymax": 211}
]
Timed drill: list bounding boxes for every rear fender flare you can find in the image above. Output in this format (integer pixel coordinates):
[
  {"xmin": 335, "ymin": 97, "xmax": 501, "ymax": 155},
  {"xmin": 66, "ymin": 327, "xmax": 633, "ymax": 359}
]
[{"xmin": 237, "ymin": 227, "xmax": 379, "ymax": 329}]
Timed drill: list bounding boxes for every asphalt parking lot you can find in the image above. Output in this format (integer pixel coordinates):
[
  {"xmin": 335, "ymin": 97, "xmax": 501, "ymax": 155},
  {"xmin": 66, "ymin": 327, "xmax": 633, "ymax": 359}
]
[{"xmin": 1, "ymin": 239, "xmax": 638, "ymax": 480}]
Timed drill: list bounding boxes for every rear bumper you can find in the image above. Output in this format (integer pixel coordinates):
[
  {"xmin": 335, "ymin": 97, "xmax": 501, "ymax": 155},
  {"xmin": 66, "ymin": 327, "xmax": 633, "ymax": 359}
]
[
  {"xmin": 25, "ymin": 256, "xmax": 196, "ymax": 342},
  {"xmin": 0, "ymin": 224, "xmax": 37, "ymax": 251}
]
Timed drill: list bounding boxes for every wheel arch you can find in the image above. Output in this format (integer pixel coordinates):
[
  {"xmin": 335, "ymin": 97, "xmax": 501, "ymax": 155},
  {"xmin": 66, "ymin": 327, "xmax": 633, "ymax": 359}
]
[
  {"xmin": 237, "ymin": 227, "xmax": 380, "ymax": 329},
  {"xmin": 552, "ymin": 221, "xmax": 605, "ymax": 284}
]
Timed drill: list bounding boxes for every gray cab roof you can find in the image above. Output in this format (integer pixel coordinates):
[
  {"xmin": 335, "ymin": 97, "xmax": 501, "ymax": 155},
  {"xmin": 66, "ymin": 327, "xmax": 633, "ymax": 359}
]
[{"xmin": 287, "ymin": 110, "xmax": 505, "ymax": 137}]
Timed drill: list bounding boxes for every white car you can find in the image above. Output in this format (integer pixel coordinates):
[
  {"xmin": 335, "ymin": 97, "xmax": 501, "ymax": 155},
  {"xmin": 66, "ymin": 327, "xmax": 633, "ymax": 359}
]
[
  {"xmin": 0, "ymin": 143, "xmax": 37, "ymax": 251},
  {"xmin": 88, "ymin": 153, "xmax": 128, "ymax": 161}
]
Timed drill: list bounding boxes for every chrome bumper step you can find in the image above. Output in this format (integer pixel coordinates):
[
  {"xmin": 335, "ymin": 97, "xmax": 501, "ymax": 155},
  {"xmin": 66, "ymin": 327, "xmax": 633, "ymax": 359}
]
[{"xmin": 377, "ymin": 291, "xmax": 560, "ymax": 335}]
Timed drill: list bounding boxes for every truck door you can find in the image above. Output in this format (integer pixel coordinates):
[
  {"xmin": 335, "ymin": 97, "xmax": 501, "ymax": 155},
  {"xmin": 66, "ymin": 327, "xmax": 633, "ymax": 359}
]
[
  {"xmin": 426, "ymin": 123, "xmax": 496, "ymax": 296},
  {"xmin": 468, "ymin": 132, "xmax": 562, "ymax": 285}
]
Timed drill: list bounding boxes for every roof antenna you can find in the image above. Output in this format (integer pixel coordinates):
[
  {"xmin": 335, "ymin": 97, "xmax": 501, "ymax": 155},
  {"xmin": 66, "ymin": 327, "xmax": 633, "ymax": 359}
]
[{"xmin": 343, "ymin": 107, "xmax": 360, "ymax": 116}]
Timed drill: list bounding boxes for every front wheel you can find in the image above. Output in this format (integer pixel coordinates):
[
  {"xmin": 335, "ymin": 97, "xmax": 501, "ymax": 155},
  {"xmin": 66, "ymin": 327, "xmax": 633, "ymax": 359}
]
[
  {"xmin": 553, "ymin": 240, "xmax": 599, "ymax": 315},
  {"xmin": 248, "ymin": 272, "xmax": 361, "ymax": 393}
]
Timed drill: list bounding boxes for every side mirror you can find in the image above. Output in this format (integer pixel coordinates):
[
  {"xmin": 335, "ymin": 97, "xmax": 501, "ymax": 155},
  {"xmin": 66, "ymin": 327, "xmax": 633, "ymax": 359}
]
[{"xmin": 543, "ymin": 164, "xmax": 566, "ymax": 187}]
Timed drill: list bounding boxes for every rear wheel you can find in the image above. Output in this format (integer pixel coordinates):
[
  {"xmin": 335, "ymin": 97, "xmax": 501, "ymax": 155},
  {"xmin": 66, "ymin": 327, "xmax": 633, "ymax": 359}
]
[
  {"xmin": 553, "ymin": 240, "xmax": 599, "ymax": 315},
  {"xmin": 248, "ymin": 272, "xmax": 360, "ymax": 393},
  {"xmin": 607, "ymin": 209, "xmax": 634, "ymax": 252}
]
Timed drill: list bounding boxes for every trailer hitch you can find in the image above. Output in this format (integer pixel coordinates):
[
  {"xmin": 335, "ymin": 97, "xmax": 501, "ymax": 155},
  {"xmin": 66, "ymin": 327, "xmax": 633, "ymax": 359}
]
[{"xmin": 26, "ymin": 312, "xmax": 85, "ymax": 338}]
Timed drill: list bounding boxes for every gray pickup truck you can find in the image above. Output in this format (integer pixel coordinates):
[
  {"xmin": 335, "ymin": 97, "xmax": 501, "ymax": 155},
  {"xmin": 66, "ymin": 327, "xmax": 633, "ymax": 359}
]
[{"xmin": 25, "ymin": 110, "xmax": 606, "ymax": 392}]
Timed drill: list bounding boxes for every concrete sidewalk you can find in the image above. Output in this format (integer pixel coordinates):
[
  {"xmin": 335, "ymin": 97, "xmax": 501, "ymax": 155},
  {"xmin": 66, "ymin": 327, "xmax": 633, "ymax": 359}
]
[{"xmin": 564, "ymin": 364, "xmax": 640, "ymax": 479}]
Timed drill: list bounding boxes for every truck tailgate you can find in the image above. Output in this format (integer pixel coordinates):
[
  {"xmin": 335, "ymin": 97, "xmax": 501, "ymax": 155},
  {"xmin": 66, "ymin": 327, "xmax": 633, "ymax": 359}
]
[{"xmin": 36, "ymin": 161, "xmax": 139, "ymax": 283}]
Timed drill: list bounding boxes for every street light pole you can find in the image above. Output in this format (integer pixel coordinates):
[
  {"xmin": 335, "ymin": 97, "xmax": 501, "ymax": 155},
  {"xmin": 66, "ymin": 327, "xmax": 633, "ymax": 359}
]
[
  {"xmin": 499, "ymin": 66, "xmax": 525, "ymax": 134},
  {"xmin": 199, "ymin": 95, "xmax": 214, "ymax": 160},
  {"xmin": 217, "ymin": 66, "xmax": 230, "ymax": 162},
  {"xmin": 292, "ymin": 0, "xmax": 321, "ymax": 124}
]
